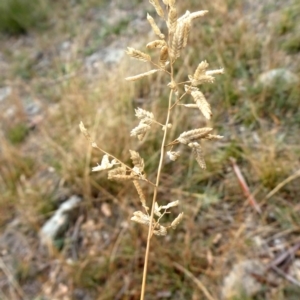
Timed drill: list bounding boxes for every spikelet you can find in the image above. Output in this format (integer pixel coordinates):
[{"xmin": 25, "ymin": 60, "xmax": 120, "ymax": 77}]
[
  {"xmin": 189, "ymin": 74, "xmax": 215, "ymax": 86},
  {"xmin": 126, "ymin": 47, "xmax": 151, "ymax": 62},
  {"xmin": 135, "ymin": 107, "xmax": 154, "ymax": 123},
  {"xmin": 177, "ymin": 127, "xmax": 213, "ymax": 144},
  {"xmin": 131, "ymin": 122, "xmax": 151, "ymax": 140},
  {"xmin": 167, "ymin": 150, "xmax": 180, "ymax": 161},
  {"xmin": 182, "ymin": 17, "xmax": 191, "ymax": 48},
  {"xmin": 153, "ymin": 225, "xmax": 167, "ymax": 236},
  {"xmin": 79, "ymin": 121, "xmax": 93, "ymax": 143},
  {"xmin": 133, "ymin": 180, "xmax": 148, "ymax": 209},
  {"xmin": 159, "ymin": 46, "xmax": 169, "ymax": 68},
  {"xmin": 147, "ymin": 14, "xmax": 165, "ymax": 39},
  {"xmin": 146, "ymin": 40, "xmax": 166, "ymax": 49},
  {"xmin": 107, "ymin": 165, "xmax": 125, "ymax": 177},
  {"xmin": 179, "ymin": 104, "xmax": 198, "ymax": 108},
  {"xmin": 125, "ymin": 69, "xmax": 159, "ymax": 81},
  {"xmin": 191, "ymin": 90, "xmax": 212, "ymax": 120},
  {"xmin": 189, "ymin": 142, "xmax": 206, "ymax": 169},
  {"xmin": 149, "ymin": 0, "xmax": 164, "ymax": 18},
  {"xmin": 92, "ymin": 154, "xmax": 118, "ymax": 172},
  {"xmin": 168, "ymin": 0, "xmax": 176, "ymax": 6},
  {"xmin": 206, "ymin": 68, "xmax": 224, "ymax": 76},
  {"xmin": 167, "ymin": 6, "xmax": 177, "ymax": 35},
  {"xmin": 154, "ymin": 202, "xmax": 162, "ymax": 217},
  {"xmin": 129, "ymin": 150, "xmax": 145, "ymax": 173},
  {"xmin": 169, "ymin": 10, "xmax": 208, "ymax": 60},
  {"xmin": 107, "ymin": 164, "xmax": 135, "ymax": 181},
  {"xmin": 171, "ymin": 212, "xmax": 184, "ymax": 229},
  {"xmin": 131, "ymin": 211, "xmax": 150, "ymax": 225},
  {"xmin": 162, "ymin": 0, "xmax": 169, "ymax": 5},
  {"xmin": 161, "ymin": 200, "xmax": 179, "ymax": 210},
  {"xmin": 204, "ymin": 134, "xmax": 224, "ymax": 140},
  {"xmin": 194, "ymin": 60, "xmax": 209, "ymax": 79},
  {"xmin": 108, "ymin": 174, "xmax": 136, "ymax": 181},
  {"xmin": 170, "ymin": 20, "xmax": 185, "ymax": 61},
  {"xmin": 190, "ymin": 10, "xmax": 209, "ymax": 20}
]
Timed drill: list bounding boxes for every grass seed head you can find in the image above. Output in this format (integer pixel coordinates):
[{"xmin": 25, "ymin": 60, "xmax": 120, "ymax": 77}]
[
  {"xmin": 146, "ymin": 40, "xmax": 166, "ymax": 49},
  {"xmin": 125, "ymin": 69, "xmax": 159, "ymax": 81},
  {"xmin": 191, "ymin": 90, "xmax": 212, "ymax": 120},
  {"xmin": 149, "ymin": 0, "xmax": 165, "ymax": 18},
  {"xmin": 126, "ymin": 47, "xmax": 151, "ymax": 62},
  {"xmin": 171, "ymin": 212, "xmax": 184, "ymax": 229}
]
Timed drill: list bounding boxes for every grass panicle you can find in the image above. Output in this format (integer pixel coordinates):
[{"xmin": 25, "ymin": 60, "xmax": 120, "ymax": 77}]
[{"xmin": 80, "ymin": 1, "xmax": 223, "ymax": 299}]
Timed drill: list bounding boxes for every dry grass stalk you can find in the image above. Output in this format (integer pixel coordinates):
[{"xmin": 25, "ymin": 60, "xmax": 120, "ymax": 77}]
[{"xmin": 80, "ymin": 2, "xmax": 223, "ymax": 299}]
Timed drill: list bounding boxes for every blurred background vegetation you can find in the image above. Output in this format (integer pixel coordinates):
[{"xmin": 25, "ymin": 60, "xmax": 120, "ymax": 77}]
[{"xmin": 0, "ymin": 0, "xmax": 300, "ymax": 299}]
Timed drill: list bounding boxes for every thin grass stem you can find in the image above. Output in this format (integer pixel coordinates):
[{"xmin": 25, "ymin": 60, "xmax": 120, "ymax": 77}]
[{"xmin": 140, "ymin": 88, "xmax": 174, "ymax": 300}]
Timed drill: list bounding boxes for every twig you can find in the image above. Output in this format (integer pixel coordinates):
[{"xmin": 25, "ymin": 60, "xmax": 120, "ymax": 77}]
[
  {"xmin": 230, "ymin": 157, "xmax": 261, "ymax": 214},
  {"xmin": 109, "ymin": 226, "xmax": 127, "ymax": 267},
  {"xmin": 173, "ymin": 262, "xmax": 216, "ymax": 300},
  {"xmin": 71, "ymin": 215, "xmax": 84, "ymax": 260},
  {"xmin": 264, "ymin": 169, "xmax": 300, "ymax": 201},
  {"xmin": 271, "ymin": 266, "xmax": 300, "ymax": 288},
  {"xmin": 266, "ymin": 241, "xmax": 300, "ymax": 271},
  {"xmin": 0, "ymin": 257, "xmax": 26, "ymax": 300}
]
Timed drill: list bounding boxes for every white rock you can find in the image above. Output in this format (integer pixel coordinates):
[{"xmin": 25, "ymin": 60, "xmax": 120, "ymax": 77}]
[
  {"xmin": 257, "ymin": 68, "xmax": 299, "ymax": 89},
  {"xmin": 40, "ymin": 195, "xmax": 81, "ymax": 246},
  {"xmin": 0, "ymin": 86, "xmax": 12, "ymax": 102},
  {"xmin": 222, "ymin": 260, "xmax": 264, "ymax": 299},
  {"xmin": 85, "ymin": 47, "xmax": 124, "ymax": 72}
]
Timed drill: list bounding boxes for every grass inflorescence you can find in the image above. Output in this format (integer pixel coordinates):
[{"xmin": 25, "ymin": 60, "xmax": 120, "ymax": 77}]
[{"xmin": 80, "ymin": 1, "xmax": 224, "ymax": 298}]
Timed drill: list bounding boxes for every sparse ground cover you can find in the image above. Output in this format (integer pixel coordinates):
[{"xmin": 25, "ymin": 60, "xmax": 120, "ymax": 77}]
[{"xmin": 0, "ymin": 0, "xmax": 300, "ymax": 299}]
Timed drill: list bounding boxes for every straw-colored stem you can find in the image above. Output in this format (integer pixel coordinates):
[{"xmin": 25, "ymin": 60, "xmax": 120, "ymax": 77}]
[
  {"xmin": 140, "ymin": 89, "xmax": 174, "ymax": 300},
  {"xmin": 170, "ymin": 91, "xmax": 187, "ymax": 110}
]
